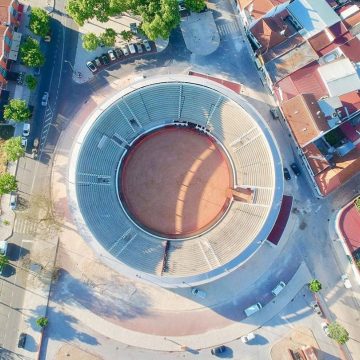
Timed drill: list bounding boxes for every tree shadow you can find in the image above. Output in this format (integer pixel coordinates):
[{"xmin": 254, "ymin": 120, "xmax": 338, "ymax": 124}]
[{"xmin": 7, "ymin": 242, "xmax": 30, "ymax": 261}]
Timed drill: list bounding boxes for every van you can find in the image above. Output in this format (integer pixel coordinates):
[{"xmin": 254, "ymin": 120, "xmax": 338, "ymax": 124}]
[
  {"xmin": 244, "ymin": 302, "xmax": 262, "ymax": 317},
  {"xmin": 272, "ymin": 281, "xmax": 286, "ymax": 296}
]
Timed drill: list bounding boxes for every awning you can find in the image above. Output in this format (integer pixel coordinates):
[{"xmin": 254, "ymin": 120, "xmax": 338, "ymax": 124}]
[{"xmin": 8, "ymin": 32, "xmax": 22, "ymax": 61}]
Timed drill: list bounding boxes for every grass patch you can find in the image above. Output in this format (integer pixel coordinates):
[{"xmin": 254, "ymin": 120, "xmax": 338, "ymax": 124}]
[{"xmin": 0, "ymin": 125, "xmax": 14, "ymax": 140}]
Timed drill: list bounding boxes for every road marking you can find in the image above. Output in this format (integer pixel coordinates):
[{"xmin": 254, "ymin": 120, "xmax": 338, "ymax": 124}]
[
  {"xmin": 217, "ymin": 21, "xmax": 241, "ymax": 37},
  {"xmin": 14, "ymin": 218, "xmax": 37, "ymax": 234}
]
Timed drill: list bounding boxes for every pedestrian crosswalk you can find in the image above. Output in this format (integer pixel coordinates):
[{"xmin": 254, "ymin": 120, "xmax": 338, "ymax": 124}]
[
  {"xmin": 217, "ymin": 21, "xmax": 241, "ymax": 37},
  {"xmin": 40, "ymin": 105, "xmax": 54, "ymax": 149},
  {"xmin": 14, "ymin": 217, "xmax": 37, "ymax": 235}
]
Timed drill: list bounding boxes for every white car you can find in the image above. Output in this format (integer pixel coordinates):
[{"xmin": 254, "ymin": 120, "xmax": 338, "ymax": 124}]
[
  {"xmin": 241, "ymin": 332, "xmax": 255, "ymax": 343},
  {"xmin": 321, "ymin": 322, "xmax": 330, "ymax": 336},
  {"xmin": 121, "ymin": 45, "xmax": 129, "ymax": 56},
  {"xmin": 107, "ymin": 49, "xmax": 116, "ymax": 61},
  {"xmin": 22, "ymin": 123, "xmax": 30, "ymax": 137},
  {"xmin": 21, "ymin": 137, "xmax": 28, "ymax": 149},
  {"xmin": 341, "ymin": 274, "xmax": 352, "ymax": 289},
  {"xmin": 191, "ymin": 288, "xmax": 207, "ymax": 299},
  {"xmin": 41, "ymin": 92, "xmax": 49, "ymax": 106},
  {"xmin": 128, "ymin": 43, "xmax": 136, "ymax": 54},
  {"xmin": 143, "ymin": 39, "xmax": 151, "ymax": 52},
  {"xmin": 10, "ymin": 193, "xmax": 17, "ymax": 210}
]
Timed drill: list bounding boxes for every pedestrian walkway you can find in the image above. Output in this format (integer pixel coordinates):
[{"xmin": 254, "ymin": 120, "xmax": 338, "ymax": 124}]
[{"xmin": 217, "ymin": 20, "xmax": 241, "ymax": 38}]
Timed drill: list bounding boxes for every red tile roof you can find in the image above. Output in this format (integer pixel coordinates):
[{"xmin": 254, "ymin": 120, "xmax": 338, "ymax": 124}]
[
  {"xmin": 340, "ymin": 37, "xmax": 360, "ymax": 62},
  {"xmin": 308, "ymin": 30, "xmax": 334, "ymax": 52},
  {"xmin": 238, "ymin": 0, "xmax": 288, "ymax": 20},
  {"xmin": 340, "ymin": 91, "xmax": 360, "ymax": 115},
  {"xmin": 281, "ymin": 94, "xmax": 329, "ymax": 147},
  {"xmin": 275, "ymin": 61, "xmax": 328, "ymax": 102},
  {"xmin": 303, "ymin": 143, "xmax": 330, "ymax": 176}
]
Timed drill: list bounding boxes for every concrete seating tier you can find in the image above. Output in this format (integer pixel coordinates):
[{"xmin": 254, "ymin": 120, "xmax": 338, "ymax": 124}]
[{"xmin": 75, "ymin": 79, "xmax": 280, "ymax": 280}]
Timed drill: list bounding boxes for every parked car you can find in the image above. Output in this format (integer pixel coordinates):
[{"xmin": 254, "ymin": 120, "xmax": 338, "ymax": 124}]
[
  {"xmin": 100, "ymin": 54, "xmax": 110, "ymax": 65},
  {"xmin": 108, "ymin": 49, "xmax": 116, "ymax": 61},
  {"xmin": 321, "ymin": 322, "xmax": 330, "ymax": 336},
  {"xmin": 86, "ymin": 61, "xmax": 97, "ymax": 73},
  {"xmin": 41, "ymin": 92, "xmax": 49, "ymax": 106},
  {"xmin": 310, "ymin": 301, "xmax": 323, "ymax": 316},
  {"xmin": 143, "ymin": 39, "xmax": 152, "ymax": 52},
  {"xmin": 22, "ymin": 123, "xmax": 30, "ymax": 137},
  {"xmin": 21, "ymin": 137, "xmax": 28, "ymax": 149},
  {"xmin": 10, "ymin": 193, "xmax": 17, "ymax": 210},
  {"xmin": 290, "ymin": 162, "xmax": 301, "ymax": 176},
  {"xmin": 94, "ymin": 57, "xmax": 101, "ymax": 67},
  {"xmin": 271, "ymin": 281, "xmax": 286, "ymax": 296},
  {"xmin": 191, "ymin": 288, "xmax": 207, "ymax": 299},
  {"xmin": 211, "ymin": 345, "xmax": 226, "ymax": 356},
  {"xmin": 135, "ymin": 43, "xmax": 143, "ymax": 54},
  {"xmin": 341, "ymin": 274, "xmax": 352, "ymax": 289},
  {"xmin": 115, "ymin": 48, "xmax": 123, "ymax": 58},
  {"xmin": 0, "ymin": 240, "xmax": 8, "ymax": 256},
  {"xmin": 241, "ymin": 332, "xmax": 255, "ymax": 343},
  {"xmin": 270, "ymin": 107, "xmax": 279, "ymax": 119},
  {"xmin": 283, "ymin": 167, "xmax": 291, "ymax": 180},
  {"xmin": 44, "ymin": 35, "xmax": 51, "ymax": 42},
  {"xmin": 0, "ymin": 240, "xmax": 8, "ymax": 275},
  {"xmin": 34, "ymin": 67, "xmax": 40, "ymax": 76},
  {"xmin": 121, "ymin": 45, "xmax": 130, "ymax": 56},
  {"xmin": 128, "ymin": 43, "xmax": 136, "ymax": 54},
  {"xmin": 244, "ymin": 302, "xmax": 262, "ymax": 317},
  {"xmin": 18, "ymin": 333, "xmax": 27, "ymax": 348},
  {"xmin": 130, "ymin": 22, "xmax": 138, "ymax": 34}
]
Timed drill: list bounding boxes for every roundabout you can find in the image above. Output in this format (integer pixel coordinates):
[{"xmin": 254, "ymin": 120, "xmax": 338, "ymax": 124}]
[{"xmin": 68, "ymin": 75, "xmax": 283, "ymax": 287}]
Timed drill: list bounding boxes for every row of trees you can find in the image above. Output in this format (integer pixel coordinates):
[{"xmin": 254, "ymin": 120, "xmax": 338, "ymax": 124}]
[
  {"xmin": 308, "ymin": 279, "xmax": 349, "ymax": 345},
  {"xmin": 83, "ymin": 29, "xmax": 134, "ymax": 51},
  {"xmin": 67, "ymin": 0, "xmax": 206, "ymax": 41}
]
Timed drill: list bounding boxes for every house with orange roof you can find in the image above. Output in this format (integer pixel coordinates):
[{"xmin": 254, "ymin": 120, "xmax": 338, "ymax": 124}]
[{"xmin": 0, "ymin": 0, "xmax": 21, "ymax": 89}]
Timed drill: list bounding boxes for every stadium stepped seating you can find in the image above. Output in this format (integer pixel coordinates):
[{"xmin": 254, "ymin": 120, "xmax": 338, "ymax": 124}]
[
  {"xmin": 180, "ymin": 85, "xmax": 222, "ymax": 126},
  {"xmin": 139, "ymin": 83, "xmax": 181, "ymax": 122},
  {"xmin": 75, "ymin": 80, "xmax": 278, "ymax": 280},
  {"xmin": 165, "ymin": 240, "xmax": 211, "ymax": 276}
]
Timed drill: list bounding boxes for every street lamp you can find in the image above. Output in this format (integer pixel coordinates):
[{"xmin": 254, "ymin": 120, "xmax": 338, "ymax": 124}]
[{"xmin": 64, "ymin": 60, "xmax": 82, "ymax": 78}]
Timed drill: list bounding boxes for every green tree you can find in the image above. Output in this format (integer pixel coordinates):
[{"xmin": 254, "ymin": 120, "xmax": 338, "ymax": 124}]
[
  {"xmin": 36, "ymin": 316, "xmax": 49, "ymax": 328},
  {"xmin": 25, "ymin": 74, "xmax": 38, "ymax": 91},
  {"xmin": 4, "ymin": 99, "xmax": 31, "ymax": 122},
  {"xmin": 120, "ymin": 30, "xmax": 133, "ymax": 42},
  {"xmin": 355, "ymin": 196, "xmax": 360, "ymax": 213},
  {"xmin": 67, "ymin": 0, "xmax": 112, "ymax": 26},
  {"xmin": 308, "ymin": 279, "xmax": 322, "ymax": 293},
  {"xmin": 82, "ymin": 33, "xmax": 100, "ymax": 51},
  {"xmin": 0, "ymin": 173, "xmax": 17, "ymax": 195},
  {"xmin": 100, "ymin": 28, "xmax": 117, "ymax": 47},
  {"xmin": 328, "ymin": 322, "xmax": 349, "ymax": 344},
  {"xmin": 185, "ymin": 0, "xmax": 206, "ymax": 12},
  {"xmin": 0, "ymin": 254, "xmax": 9, "ymax": 270},
  {"xmin": 20, "ymin": 37, "xmax": 45, "ymax": 68},
  {"xmin": 29, "ymin": 7, "xmax": 50, "ymax": 37},
  {"xmin": 140, "ymin": 0, "xmax": 181, "ymax": 40},
  {"xmin": 3, "ymin": 137, "xmax": 25, "ymax": 162}
]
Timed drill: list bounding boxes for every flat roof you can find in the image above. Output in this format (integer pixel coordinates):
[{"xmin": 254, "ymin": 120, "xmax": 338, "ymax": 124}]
[{"xmin": 287, "ymin": 0, "xmax": 340, "ymax": 39}]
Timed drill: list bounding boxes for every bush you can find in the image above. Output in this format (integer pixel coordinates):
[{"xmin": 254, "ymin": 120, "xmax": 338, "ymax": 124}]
[
  {"xmin": 328, "ymin": 322, "xmax": 349, "ymax": 344},
  {"xmin": 20, "ymin": 37, "xmax": 45, "ymax": 68},
  {"xmin": 308, "ymin": 279, "xmax": 322, "ymax": 293},
  {"xmin": 36, "ymin": 316, "xmax": 49, "ymax": 328},
  {"xmin": 25, "ymin": 74, "xmax": 38, "ymax": 91},
  {"xmin": 3, "ymin": 136, "xmax": 25, "ymax": 161},
  {"xmin": 4, "ymin": 99, "xmax": 31, "ymax": 122},
  {"xmin": 0, "ymin": 173, "xmax": 17, "ymax": 195}
]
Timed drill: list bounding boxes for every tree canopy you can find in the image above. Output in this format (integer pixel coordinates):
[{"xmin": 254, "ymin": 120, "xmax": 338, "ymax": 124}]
[
  {"xmin": 3, "ymin": 137, "xmax": 25, "ymax": 162},
  {"xmin": 36, "ymin": 316, "xmax": 49, "ymax": 328},
  {"xmin": 4, "ymin": 99, "xmax": 31, "ymax": 122},
  {"xmin": 30, "ymin": 7, "xmax": 50, "ymax": 37},
  {"xmin": 185, "ymin": 0, "xmax": 206, "ymax": 12},
  {"xmin": 120, "ymin": 30, "xmax": 133, "ymax": 42},
  {"xmin": 0, "ymin": 173, "xmax": 17, "ymax": 195},
  {"xmin": 82, "ymin": 33, "xmax": 100, "ymax": 51},
  {"xmin": 328, "ymin": 322, "xmax": 349, "ymax": 344},
  {"xmin": 100, "ymin": 28, "xmax": 117, "ymax": 47},
  {"xmin": 20, "ymin": 37, "xmax": 45, "ymax": 68},
  {"xmin": 308, "ymin": 279, "xmax": 322, "ymax": 293},
  {"xmin": 67, "ymin": 0, "xmax": 181, "ymax": 40},
  {"xmin": 25, "ymin": 74, "xmax": 38, "ymax": 91}
]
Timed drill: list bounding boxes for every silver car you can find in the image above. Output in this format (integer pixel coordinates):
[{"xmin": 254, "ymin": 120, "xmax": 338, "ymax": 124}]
[{"xmin": 41, "ymin": 92, "xmax": 49, "ymax": 106}]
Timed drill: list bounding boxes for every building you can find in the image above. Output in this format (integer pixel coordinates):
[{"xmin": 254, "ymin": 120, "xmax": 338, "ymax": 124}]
[
  {"xmin": 0, "ymin": 0, "xmax": 21, "ymax": 89},
  {"xmin": 244, "ymin": 0, "xmax": 360, "ymax": 196}
]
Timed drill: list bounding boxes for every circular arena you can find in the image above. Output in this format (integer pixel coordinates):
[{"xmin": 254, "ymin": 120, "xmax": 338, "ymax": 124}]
[{"xmin": 69, "ymin": 75, "xmax": 283, "ymax": 287}]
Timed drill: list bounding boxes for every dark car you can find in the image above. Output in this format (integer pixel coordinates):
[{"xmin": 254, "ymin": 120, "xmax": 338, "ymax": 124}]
[
  {"xmin": 211, "ymin": 345, "xmax": 226, "ymax": 356},
  {"xmin": 115, "ymin": 48, "xmax": 123, "ymax": 58},
  {"xmin": 100, "ymin": 54, "xmax": 110, "ymax": 66},
  {"xmin": 18, "ymin": 333, "xmax": 26, "ymax": 348},
  {"xmin": 86, "ymin": 61, "xmax": 97, "ymax": 73},
  {"xmin": 283, "ymin": 167, "xmax": 291, "ymax": 180},
  {"xmin": 290, "ymin": 162, "xmax": 301, "ymax": 176}
]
